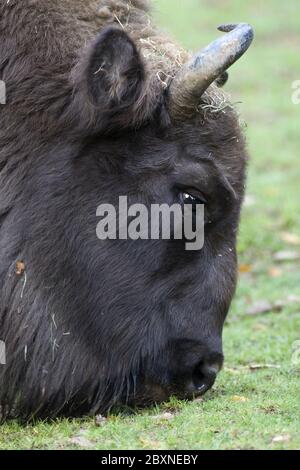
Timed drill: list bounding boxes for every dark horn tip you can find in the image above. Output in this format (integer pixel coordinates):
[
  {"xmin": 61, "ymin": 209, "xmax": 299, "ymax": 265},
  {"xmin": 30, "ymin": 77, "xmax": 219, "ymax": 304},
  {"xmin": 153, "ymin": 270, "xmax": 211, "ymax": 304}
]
[
  {"xmin": 218, "ymin": 24, "xmax": 237, "ymax": 33},
  {"xmin": 218, "ymin": 23, "xmax": 254, "ymax": 36},
  {"xmin": 218, "ymin": 23, "xmax": 254, "ymax": 48}
]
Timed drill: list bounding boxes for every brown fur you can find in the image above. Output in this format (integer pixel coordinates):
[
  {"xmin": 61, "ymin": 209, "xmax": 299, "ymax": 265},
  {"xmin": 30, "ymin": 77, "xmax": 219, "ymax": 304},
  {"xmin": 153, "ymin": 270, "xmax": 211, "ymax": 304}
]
[{"xmin": 0, "ymin": 0, "xmax": 189, "ymax": 133}]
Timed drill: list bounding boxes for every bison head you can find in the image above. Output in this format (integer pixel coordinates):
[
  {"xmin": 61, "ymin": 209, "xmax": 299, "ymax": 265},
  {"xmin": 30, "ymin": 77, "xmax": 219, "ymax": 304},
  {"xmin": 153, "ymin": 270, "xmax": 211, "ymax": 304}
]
[{"xmin": 0, "ymin": 22, "xmax": 253, "ymax": 419}]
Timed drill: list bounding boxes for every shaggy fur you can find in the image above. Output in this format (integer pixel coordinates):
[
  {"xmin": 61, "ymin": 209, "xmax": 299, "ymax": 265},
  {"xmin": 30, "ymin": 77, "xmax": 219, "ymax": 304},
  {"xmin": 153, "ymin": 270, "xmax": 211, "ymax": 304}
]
[{"xmin": 0, "ymin": 0, "xmax": 248, "ymax": 420}]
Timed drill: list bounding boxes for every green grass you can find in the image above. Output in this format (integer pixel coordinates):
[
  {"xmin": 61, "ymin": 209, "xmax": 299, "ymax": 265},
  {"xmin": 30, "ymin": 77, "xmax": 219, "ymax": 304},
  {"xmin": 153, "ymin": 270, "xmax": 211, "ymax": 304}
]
[{"xmin": 1, "ymin": 0, "xmax": 300, "ymax": 450}]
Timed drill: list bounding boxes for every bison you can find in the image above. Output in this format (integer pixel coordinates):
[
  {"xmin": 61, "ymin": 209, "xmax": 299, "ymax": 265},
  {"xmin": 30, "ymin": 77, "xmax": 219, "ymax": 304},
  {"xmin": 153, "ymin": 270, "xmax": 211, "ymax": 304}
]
[{"xmin": 0, "ymin": 0, "xmax": 254, "ymax": 420}]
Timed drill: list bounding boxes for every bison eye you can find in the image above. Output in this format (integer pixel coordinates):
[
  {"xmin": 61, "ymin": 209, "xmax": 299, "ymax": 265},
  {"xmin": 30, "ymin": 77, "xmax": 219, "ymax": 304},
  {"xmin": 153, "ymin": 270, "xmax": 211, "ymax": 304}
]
[{"xmin": 180, "ymin": 191, "xmax": 206, "ymax": 207}]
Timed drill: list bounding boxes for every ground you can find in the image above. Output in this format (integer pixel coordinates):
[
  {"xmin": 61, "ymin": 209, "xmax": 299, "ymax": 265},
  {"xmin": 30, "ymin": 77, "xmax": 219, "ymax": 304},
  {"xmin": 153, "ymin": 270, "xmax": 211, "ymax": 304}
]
[{"xmin": 1, "ymin": 0, "xmax": 299, "ymax": 450}]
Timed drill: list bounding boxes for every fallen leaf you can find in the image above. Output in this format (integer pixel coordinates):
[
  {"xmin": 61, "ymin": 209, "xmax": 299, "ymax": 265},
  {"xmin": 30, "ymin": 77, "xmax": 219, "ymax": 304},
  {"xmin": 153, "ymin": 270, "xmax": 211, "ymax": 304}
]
[
  {"xmin": 274, "ymin": 251, "xmax": 300, "ymax": 262},
  {"xmin": 246, "ymin": 300, "xmax": 273, "ymax": 316},
  {"xmin": 270, "ymin": 298, "xmax": 300, "ymax": 312},
  {"xmin": 16, "ymin": 261, "xmax": 25, "ymax": 275},
  {"xmin": 272, "ymin": 434, "xmax": 290, "ymax": 444},
  {"xmin": 249, "ymin": 364, "xmax": 281, "ymax": 371},
  {"xmin": 246, "ymin": 299, "xmax": 286, "ymax": 316},
  {"xmin": 280, "ymin": 232, "xmax": 300, "ymax": 246},
  {"xmin": 232, "ymin": 395, "xmax": 249, "ymax": 403},
  {"xmin": 69, "ymin": 436, "xmax": 93, "ymax": 448},
  {"xmin": 268, "ymin": 266, "xmax": 282, "ymax": 278},
  {"xmin": 226, "ymin": 364, "xmax": 280, "ymax": 374},
  {"xmin": 151, "ymin": 412, "xmax": 175, "ymax": 421},
  {"xmin": 239, "ymin": 264, "xmax": 253, "ymax": 273}
]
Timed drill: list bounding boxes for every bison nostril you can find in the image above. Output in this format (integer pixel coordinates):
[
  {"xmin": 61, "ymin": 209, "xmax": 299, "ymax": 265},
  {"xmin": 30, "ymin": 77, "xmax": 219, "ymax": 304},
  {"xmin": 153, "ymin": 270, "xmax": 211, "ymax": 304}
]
[{"xmin": 184, "ymin": 361, "xmax": 221, "ymax": 397}]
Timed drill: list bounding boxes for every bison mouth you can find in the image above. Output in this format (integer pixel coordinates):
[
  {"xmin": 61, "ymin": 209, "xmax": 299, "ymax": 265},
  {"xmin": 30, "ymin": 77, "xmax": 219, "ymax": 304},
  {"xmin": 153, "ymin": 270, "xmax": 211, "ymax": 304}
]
[{"xmin": 127, "ymin": 357, "xmax": 223, "ymax": 407}]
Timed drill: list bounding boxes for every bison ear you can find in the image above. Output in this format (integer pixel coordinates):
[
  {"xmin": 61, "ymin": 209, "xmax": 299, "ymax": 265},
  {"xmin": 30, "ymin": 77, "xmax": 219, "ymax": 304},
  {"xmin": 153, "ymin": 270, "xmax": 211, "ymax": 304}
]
[{"xmin": 82, "ymin": 26, "xmax": 145, "ymax": 111}]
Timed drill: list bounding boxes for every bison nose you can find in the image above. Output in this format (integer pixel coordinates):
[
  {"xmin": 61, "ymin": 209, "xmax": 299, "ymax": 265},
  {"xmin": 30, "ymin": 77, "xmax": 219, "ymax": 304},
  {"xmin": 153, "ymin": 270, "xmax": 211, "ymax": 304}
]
[{"xmin": 184, "ymin": 358, "xmax": 223, "ymax": 397}]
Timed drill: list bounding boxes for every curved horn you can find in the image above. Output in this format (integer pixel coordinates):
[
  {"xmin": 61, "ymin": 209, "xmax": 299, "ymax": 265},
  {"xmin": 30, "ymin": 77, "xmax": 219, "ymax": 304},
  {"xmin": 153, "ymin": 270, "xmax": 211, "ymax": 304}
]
[{"xmin": 167, "ymin": 23, "xmax": 254, "ymax": 119}]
